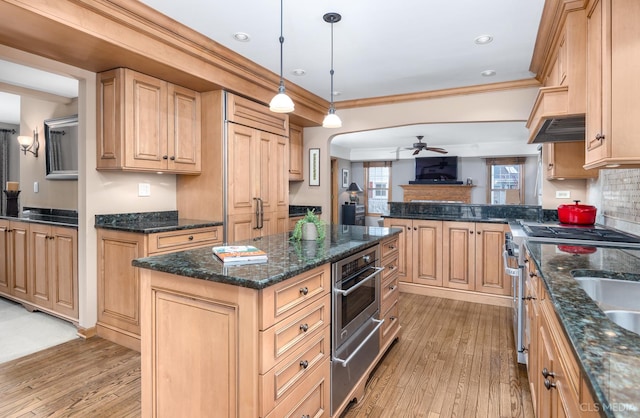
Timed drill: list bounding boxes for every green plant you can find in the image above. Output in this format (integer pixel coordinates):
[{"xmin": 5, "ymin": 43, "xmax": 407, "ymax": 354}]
[{"xmin": 291, "ymin": 209, "xmax": 326, "ymax": 241}]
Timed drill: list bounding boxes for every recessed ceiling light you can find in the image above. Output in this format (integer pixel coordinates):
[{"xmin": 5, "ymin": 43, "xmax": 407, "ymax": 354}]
[
  {"xmin": 333, "ymin": 91, "xmax": 342, "ymax": 96},
  {"xmin": 292, "ymin": 69, "xmax": 306, "ymax": 76},
  {"xmin": 481, "ymin": 70, "xmax": 496, "ymax": 77},
  {"xmin": 475, "ymin": 34, "xmax": 493, "ymax": 45},
  {"xmin": 233, "ymin": 32, "xmax": 250, "ymax": 42}
]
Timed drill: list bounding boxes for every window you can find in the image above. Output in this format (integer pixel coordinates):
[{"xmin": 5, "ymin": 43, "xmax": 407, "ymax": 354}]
[
  {"xmin": 364, "ymin": 162, "xmax": 392, "ymax": 216},
  {"xmin": 486, "ymin": 157, "xmax": 525, "ymax": 204}
]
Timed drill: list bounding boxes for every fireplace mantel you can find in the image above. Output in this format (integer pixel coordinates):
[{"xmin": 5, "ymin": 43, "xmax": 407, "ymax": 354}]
[{"xmin": 400, "ymin": 184, "xmax": 475, "ymax": 203}]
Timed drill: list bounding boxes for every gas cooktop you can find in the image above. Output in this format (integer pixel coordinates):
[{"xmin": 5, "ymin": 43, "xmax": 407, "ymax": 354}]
[{"xmin": 518, "ymin": 222, "xmax": 640, "ymax": 248}]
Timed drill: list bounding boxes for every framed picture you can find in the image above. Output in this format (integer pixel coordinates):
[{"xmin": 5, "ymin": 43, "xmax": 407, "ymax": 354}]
[
  {"xmin": 309, "ymin": 148, "xmax": 320, "ymax": 186},
  {"xmin": 341, "ymin": 169, "xmax": 350, "ymax": 188}
]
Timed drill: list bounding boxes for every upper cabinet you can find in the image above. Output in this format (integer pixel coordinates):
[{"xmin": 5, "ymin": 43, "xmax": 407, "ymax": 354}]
[
  {"xmin": 527, "ymin": 9, "xmax": 587, "ymax": 144},
  {"xmin": 584, "ymin": 0, "xmax": 640, "ymax": 169},
  {"xmin": 97, "ymin": 68, "xmax": 201, "ymax": 174},
  {"xmin": 289, "ymin": 123, "xmax": 304, "ymax": 182},
  {"xmin": 543, "ymin": 141, "xmax": 598, "ymax": 180}
]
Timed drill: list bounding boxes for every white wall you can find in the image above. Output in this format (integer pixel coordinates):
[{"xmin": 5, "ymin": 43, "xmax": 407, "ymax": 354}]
[{"xmin": 290, "ymin": 87, "xmax": 540, "ymax": 217}]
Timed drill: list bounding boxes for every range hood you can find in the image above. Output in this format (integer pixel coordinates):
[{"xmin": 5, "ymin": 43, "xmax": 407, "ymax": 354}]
[{"xmin": 526, "ymin": 85, "xmax": 586, "ymax": 144}]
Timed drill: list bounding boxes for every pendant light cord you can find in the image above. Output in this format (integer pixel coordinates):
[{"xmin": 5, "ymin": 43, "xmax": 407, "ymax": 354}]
[
  {"xmin": 329, "ymin": 20, "xmax": 335, "ymax": 110},
  {"xmin": 278, "ymin": 0, "xmax": 285, "ymax": 86}
]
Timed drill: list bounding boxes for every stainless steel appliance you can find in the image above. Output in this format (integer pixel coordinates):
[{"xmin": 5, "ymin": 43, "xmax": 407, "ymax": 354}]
[
  {"xmin": 331, "ymin": 245, "xmax": 384, "ymax": 414},
  {"xmin": 503, "ymin": 233, "xmax": 526, "ymax": 364}
]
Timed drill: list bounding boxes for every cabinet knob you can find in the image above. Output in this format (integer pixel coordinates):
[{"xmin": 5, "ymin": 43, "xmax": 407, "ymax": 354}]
[
  {"xmin": 188, "ymin": 236, "xmax": 194, "ymax": 241},
  {"xmin": 406, "ymin": 226, "xmax": 411, "ymax": 230},
  {"xmin": 162, "ymin": 155, "xmax": 168, "ymax": 160},
  {"xmin": 544, "ymin": 379, "xmax": 556, "ymax": 390},
  {"xmin": 299, "ymin": 287, "xmax": 309, "ymax": 296},
  {"xmin": 299, "ymin": 360, "xmax": 309, "ymax": 369},
  {"xmin": 529, "ymin": 272, "xmax": 537, "ymax": 278},
  {"xmin": 299, "ymin": 323, "xmax": 309, "ymax": 332},
  {"xmin": 469, "ymin": 230, "xmax": 473, "ymax": 234},
  {"xmin": 523, "ymin": 295, "xmax": 537, "ymax": 301},
  {"xmin": 170, "ymin": 156, "xmax": 175, "ymax": 161},
  {"xmin": 541, "ymin": 368, "xmax": 555, "ymax": 379},
  {"xmin": 477, "ymin": 231, "xmax": 481, "ymax": 235},
  {"xmin": 413, "ymin": 227, "xmax": 417, "ymax": 231},
  {"xmin": 595, "ymin": 133, "xmax": 605, "ymax": 141},
  {"xmin": 389, "ymin": 284, "xmax": 397, "ymax": 291}
]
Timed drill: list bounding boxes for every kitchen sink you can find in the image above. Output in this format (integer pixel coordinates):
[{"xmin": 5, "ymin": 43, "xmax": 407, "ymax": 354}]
[
  {"xmin": 574, "ymin": 276, "xmax": 640, "ymax": 334},
  {"xmin": 604, "ymin": 310, "xmax": 640, "ymax": 335},
  {"xmin": 574, "ymin": 277, "xmax": 640, "ymax": 311}
]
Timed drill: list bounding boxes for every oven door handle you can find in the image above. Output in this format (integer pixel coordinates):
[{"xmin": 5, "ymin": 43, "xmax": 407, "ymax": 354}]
[
  {"xmin": 333, "ymin": 266, "xmax": 384, "ymax": 297},
  {"xmin": 503, "ymin": 248, "xmax": 521, "ymax": 277},
  {"xmin": 332, "ymin": 318, "xmax": 384, "ymax": 368}
]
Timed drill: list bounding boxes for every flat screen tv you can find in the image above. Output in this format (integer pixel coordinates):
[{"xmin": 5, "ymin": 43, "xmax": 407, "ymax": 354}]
[{"xmin": 414, "ymin": 156, "xmax": 459, "ymax": 183}]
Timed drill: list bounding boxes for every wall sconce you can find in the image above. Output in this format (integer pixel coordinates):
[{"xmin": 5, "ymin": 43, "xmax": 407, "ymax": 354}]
[
  {"xmin": 347, "ymin": 182, "xmax": 363, "ymax": 203},
  {"xmin": 17, "ymin": 127, "xmax": 39, "ymax": 157}
]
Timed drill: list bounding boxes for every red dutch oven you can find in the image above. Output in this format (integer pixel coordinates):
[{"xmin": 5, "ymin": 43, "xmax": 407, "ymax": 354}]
[{"xmin": 557, "ymin": 200, "xmax": 597, "ymax": 225}]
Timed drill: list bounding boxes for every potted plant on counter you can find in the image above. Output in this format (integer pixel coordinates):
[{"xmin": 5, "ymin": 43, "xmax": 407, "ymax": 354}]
[{"xmin": 291, "ymin": 209, "xmax": 326, "ymax": 241}]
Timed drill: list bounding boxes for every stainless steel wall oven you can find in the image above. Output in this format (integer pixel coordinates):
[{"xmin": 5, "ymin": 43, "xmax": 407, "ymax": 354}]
[{"xmin": 331, "ymin": 245, "xmax": 384, "ymax": 414}]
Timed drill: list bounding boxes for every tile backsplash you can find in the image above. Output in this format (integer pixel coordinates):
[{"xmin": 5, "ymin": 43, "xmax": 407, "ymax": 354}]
[{"xmin": 592, "ymin": 169, "xmax": 640, "ymax": 235}]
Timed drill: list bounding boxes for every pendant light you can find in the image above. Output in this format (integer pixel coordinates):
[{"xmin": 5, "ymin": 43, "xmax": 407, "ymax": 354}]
[
  {"xmin": 269, "ymin": 0, "xmax": 294, "ymax": 113},
  {"xmin": 322, "ymin": 12, "xmax": 342, "ymax": 128}
]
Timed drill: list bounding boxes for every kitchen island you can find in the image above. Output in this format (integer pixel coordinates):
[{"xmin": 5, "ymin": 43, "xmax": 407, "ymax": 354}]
[{"xmin": 132, "ymin": 225, "xmax": 401, "ymax": 418}]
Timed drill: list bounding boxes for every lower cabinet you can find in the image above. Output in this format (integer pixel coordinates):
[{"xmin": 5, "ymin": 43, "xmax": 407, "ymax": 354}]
[
  {"xmin": 97, "ymin": 226, "xmax": 222, "ymax": 350},
  {"xmin": 383, "ymin": 218, "xmax": 511, "ymax": 297},
  {"xmin": 523, "ymin": 249, "xmax": 600, "ymax": 417},
  {"xmin": 380, "ymin": 235, "xmax": 401, "ymax": 349},
  {"xmin": 0, "ymin": 219, "xmax": 78, "ymax": 321},
  {"xmin": 140, "ymin": 263, "xmax": 332, "ymax": 418}
]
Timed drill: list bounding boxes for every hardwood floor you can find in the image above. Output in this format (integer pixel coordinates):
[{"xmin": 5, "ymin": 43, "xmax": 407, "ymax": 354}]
[
  {"xmin": 341, "ymin": 293, "xmax": 534, "ymax": 418},
  {"xmin": 0, "ymin": 293, "xmax": 533, "ymax": 418}
]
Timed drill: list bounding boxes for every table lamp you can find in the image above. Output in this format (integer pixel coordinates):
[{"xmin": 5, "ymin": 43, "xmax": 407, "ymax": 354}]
[{"xmin": 347, "ymin": 182, "xmax": 363, "ymax": 203}]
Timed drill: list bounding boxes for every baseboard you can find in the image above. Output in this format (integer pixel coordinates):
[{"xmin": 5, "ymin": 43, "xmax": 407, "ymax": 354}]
[
  {"xmin": 399, "ymin": 282, "xmax": 512, "ymax": 307},
  {"xmin": 77, "ymin": 326, "xmax": 97, "ymax": 339},
  {"xmin": 96, "ymin": 323, "xmax": 141, "ymax": 351}
]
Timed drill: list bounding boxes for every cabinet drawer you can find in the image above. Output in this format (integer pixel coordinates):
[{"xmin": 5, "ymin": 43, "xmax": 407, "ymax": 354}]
[
  {"xmin": 380, "ymin": 301, "xmax": 400, "ymax": 349},
  {"xmin": 260, "ymin": 294, "xmax": 331, "ymax": 373},
  {"xmin": 381, "ymin": 254, "xmax": 399, "ymax": 282},
  {"xmin": 148, "ymin": 227, "xmax": 221, "ymax": 255},
  {"xmin": 380, "ymin": 275, "xmax": 400, "ymax": 316},
  {"xmin": 260, "ymin": 264, "xmax": 330, "ymax": 330},
  {"xmin": 260, "ymin": 326, "xmax": 330, "ymax": 415},
  {"xmin": 381, "ymin": 235, "xmax": 399, "ymax": 259},
  {"xmin": 264, "ymin": 358, "xmax": 330, "ymax": 418}
]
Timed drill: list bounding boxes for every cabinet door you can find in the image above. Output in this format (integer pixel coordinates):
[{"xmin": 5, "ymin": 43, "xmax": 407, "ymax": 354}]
[
  {"xmin": 10, "ymin": 221, "xmax": 30, "ymax": 302},
  {"xmin": 227, "ymin": 213, "xmax": 256, "ymax": 243},
  {"xmin": 585, "ymin": 0, "xmax": 605, "ymax": 164},
  {"xmin": 384, "ymin": 218, "xmax": 413, "ymax": 282},
  {"xmin": 51, "ymin": 226, "xmax": 78, "ymax": 319},
  {"xmin": 29, "ymin": 223, "xmax": 52, "ymax": 309},
  {"xmin": 0, "ymin": 220, "xmax": 10, "ymax": 295},
  {"xmin": 257, "ymin": 130, "xmax": 276, "ymax": 213},
  {"xmin": 289, "ymin": 123, "xmax": 303, "ymax": 181},
  {"xmin": 227, "ymin": 124, "xmax": 258, "ymax": 216},
  {"xmin": 443, "ymin": 221, "xmax": 474, "ymax": 290},
  {"xmin": 475, "ymin": 223, "xmax": 511, "ymax": 296},
  {"xmin": 545, "ymin": 142, "xmax": 598, "ymax": 180},
  {"xmin": 413, "ymin": 220, "xmax": 443, "ymax": 286},
  {"xmin": 124, "ymin": 69, "xmax": 168, "ymax": 170},
  {"xmin": 167, "ymin": 84, "xmax": 201, "ymax": 173},
  {"xmin": 537, "ymin": 324, "xmax": 557, "ymax": 418},
  {"xmin": 274, "ymin": 133, "xmax": 289, "ymax": 212},
  {"xmin": 524, "ymin": 278, "xmax": 539, "ymax": 416}
]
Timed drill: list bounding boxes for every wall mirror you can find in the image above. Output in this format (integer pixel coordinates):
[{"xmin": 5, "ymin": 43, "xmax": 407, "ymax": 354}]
[{"xmin": 44, "ymin": 114, "xmax": 78, "ymax": 180}]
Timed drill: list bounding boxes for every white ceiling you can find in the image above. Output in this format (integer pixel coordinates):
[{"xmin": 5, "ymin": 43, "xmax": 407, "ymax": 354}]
[{"xmin": 0, "ymin": 0, "xmax": 545, "ymax": 154}]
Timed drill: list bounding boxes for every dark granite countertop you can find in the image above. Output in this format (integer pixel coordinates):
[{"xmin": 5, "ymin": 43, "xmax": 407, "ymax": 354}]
[
  {"xmin": 526, "ymin": 242, "xmax": 640, "ymax": 417},
  {"xmin": 289, "ymin": 205, "xmax": 322, "ymax": 217},
  {"xmin": 0, "ymin": 207, "xmax": 78, "ymax": 228},
  {"xmin": 94, "ymin": 210, "xmax": 222, "ymax": 234},
  {"xmin": 385, "ymin": 202, "xmax": 551, "ymax": 224},
  {"xmin": 383, "ymin": 214, "xmax": 510, "ymax": 224},
  {"xmin": 132, "ymin": 225, "xmax": 401, "ymax": 289}
]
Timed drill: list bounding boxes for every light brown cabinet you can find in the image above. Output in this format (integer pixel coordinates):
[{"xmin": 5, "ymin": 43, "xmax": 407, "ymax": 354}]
[
  {"xmin": 97, "ymin": 226, "xmax": 222, "ymax": 350},
  {"xmin": 177, "ymin": 91, "xmax": 289, "ymax": 243},
  {"xmin": 443, "ymin": 222, "xmax": 511, "ymax": 296},
  {"xmin": 289, "ymin": 123, "xmax": 304, "ymax": 181},
  {"xmin": 97, "ymin": 68, "xmax": 201, "ymax": 174},
  {"xmin": 140, "ymin": 263, "xmax": 331, "ymax": 418},
  {"xmin": 0, "ymin": 220, "xmax": 78, "ymax": 321},
  {"xmin": 543, "ymin": 141, "xmax": 598, "ymax": 180},
  {"xmin": 379, "ymin": 235, "xmax": 401, "ymax": 349},
  {"xmin": 523, "ymin": 249, "xmax": 600, "ymax": 418},
  {"xmin": 585, "ymin": 0, "xmax": 640, "ymax": 169}
]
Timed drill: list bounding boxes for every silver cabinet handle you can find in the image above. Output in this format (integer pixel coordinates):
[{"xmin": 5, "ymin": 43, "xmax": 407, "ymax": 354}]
[
  {"xmin": 332, "ymin": 318, "xmax": 384, "ymax": 367},
  {"xmin": 333, "ymin": 267, "xmax": 384, "ymax": 297}
]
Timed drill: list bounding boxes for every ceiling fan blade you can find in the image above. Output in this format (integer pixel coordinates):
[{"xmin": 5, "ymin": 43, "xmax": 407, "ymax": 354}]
[
  {"xmin": 412, "ymin": 148, "xmax": 420, "ymax": 155},
  {"xmin": 426, "ymin": 147, "xmax": 448, "ymax": 154}
]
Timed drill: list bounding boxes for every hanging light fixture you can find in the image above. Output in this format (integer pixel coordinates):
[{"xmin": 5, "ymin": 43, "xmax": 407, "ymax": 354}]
[
  {"xmin": 269, "ymin": 0, "xmax": 294, "ymax": 113},
  {"xmin": 322, "ymin": 12, "xmax": 342, "ymax": 128}
]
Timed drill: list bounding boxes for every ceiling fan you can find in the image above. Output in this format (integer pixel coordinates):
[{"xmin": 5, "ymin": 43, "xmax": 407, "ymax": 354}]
[{"xmin": 405, "ymin": 136, "xmax": 448, "ymax": 155}]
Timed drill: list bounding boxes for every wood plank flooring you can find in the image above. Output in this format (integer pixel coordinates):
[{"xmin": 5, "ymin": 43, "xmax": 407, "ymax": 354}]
[{"xmin": 0, "ymin": 293, "xmax": 533, "ymax": 418}]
